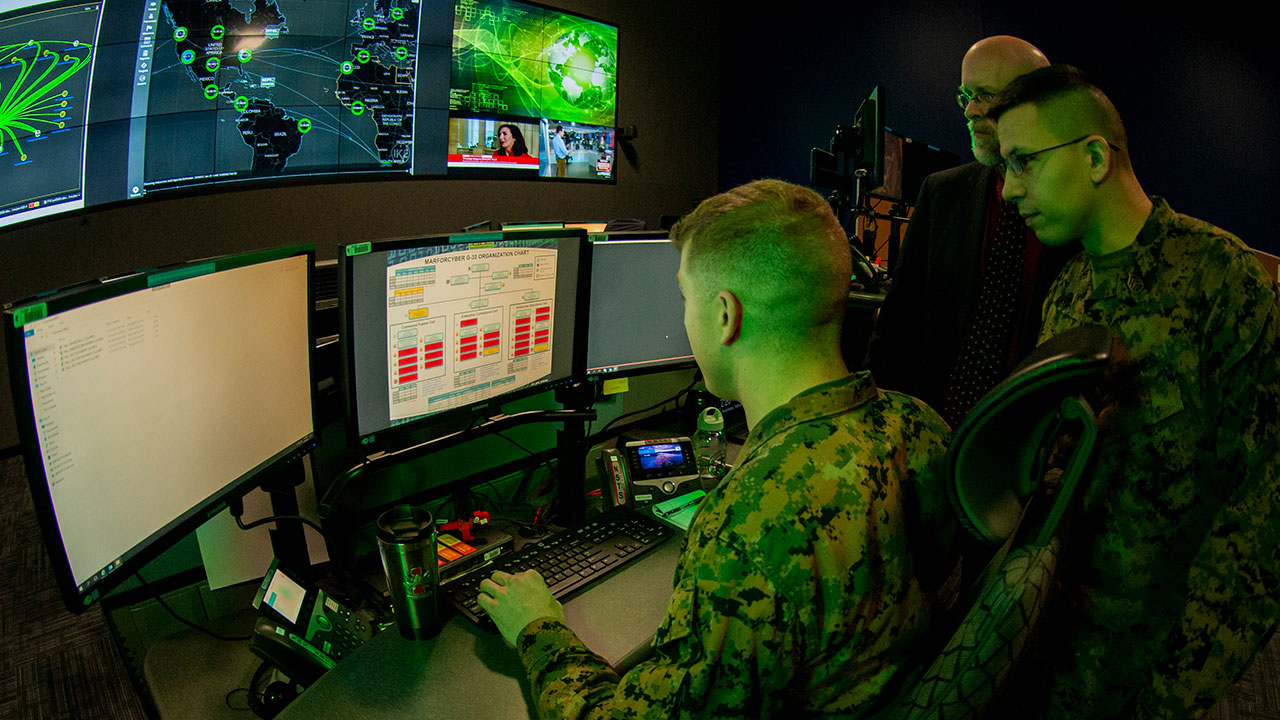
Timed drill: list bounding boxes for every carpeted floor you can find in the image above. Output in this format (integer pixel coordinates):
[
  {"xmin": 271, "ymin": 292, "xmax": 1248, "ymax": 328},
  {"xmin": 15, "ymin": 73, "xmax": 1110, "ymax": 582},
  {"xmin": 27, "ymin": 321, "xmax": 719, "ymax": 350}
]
[
  {"xmin": 1, "ymin": 452, "xmax": 1276, "ymax": 719},
  {"xmin": 0, "ymin": 454, "xmax": 148, "ymax": 720}
]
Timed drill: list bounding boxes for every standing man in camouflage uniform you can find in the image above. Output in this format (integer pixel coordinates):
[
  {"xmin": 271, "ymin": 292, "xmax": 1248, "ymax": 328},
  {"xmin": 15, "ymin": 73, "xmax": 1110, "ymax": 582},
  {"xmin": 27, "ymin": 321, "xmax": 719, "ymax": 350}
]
[
  {"xmin": 478, "ymin": 179, "xmax": 959, "ymax": 717},
  {"xmin": 989, "ymin": 65, "xmax": 1280, "ymax": 718}
]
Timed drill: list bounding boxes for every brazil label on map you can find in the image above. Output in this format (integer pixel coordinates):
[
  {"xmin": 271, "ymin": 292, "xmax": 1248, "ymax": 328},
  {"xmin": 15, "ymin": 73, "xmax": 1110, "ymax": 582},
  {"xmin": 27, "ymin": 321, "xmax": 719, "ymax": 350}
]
[{"xmin": 145, "ymin": 0, "xmax": 419, "ymax": 188}]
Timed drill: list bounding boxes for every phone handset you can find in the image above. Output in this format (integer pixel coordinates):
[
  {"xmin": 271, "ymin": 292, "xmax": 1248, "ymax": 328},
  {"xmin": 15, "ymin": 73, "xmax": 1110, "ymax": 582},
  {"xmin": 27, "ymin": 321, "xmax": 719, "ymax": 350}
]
[
  {"xmin": 599, "ymin": 448, "xmax": 630, "ymax": 508},
  {"xmin": 851, "ymin": 244, "xmax": 878, "ymax": 288},
  {"xmin": 249, "ymin": 559, "xmax": 374, "ymax": 686}
]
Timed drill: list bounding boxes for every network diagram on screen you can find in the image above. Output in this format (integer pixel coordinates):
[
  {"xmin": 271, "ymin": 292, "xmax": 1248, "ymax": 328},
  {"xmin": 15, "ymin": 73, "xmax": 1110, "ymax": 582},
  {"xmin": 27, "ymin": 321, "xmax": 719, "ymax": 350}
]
[
  {"xmin": 0, "ymin": 0, "xmax": 619, "ymax": 229},
  {"xmin": 384, "ymin": 244, "xmax": 556, "ymax": 423},
  {"xmin": 140, "ymin": 0, "xmax": 421, "ymax": 189}
]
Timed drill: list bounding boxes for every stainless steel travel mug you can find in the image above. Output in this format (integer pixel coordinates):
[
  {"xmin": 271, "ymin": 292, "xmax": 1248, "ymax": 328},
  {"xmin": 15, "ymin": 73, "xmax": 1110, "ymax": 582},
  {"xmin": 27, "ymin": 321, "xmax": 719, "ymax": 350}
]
[{"xmin": 376, "ymin": 504, "xmax": 440, "ymax": 640}]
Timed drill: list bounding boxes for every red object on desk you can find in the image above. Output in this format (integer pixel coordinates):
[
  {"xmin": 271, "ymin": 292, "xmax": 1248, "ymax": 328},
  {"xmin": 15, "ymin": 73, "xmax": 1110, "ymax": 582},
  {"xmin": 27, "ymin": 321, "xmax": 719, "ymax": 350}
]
[{"xmin": 438, "ymin": 511, "xmax": 490, "ymax": 542}]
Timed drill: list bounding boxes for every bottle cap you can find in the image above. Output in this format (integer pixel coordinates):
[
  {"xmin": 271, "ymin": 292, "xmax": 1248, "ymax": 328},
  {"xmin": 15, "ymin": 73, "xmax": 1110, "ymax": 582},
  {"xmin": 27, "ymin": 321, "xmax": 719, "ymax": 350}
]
[{"xmin": 697, "ymin": 407, "xmax": 724, "ymax": 432}]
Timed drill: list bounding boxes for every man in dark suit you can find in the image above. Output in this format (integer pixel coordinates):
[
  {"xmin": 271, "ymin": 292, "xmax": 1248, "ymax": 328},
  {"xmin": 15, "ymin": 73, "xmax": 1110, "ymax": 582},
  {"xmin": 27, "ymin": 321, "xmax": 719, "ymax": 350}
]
[{"xmin": 868, "ymin": 35, "xmax": 1077, "ymax": 428}]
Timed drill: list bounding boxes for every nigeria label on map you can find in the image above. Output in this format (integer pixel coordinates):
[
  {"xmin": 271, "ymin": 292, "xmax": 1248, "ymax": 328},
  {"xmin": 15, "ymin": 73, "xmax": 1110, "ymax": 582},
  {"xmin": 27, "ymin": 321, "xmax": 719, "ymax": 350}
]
[{"xmin": 148, "ymin": 0, "xmax": 418, "ymax": 184}]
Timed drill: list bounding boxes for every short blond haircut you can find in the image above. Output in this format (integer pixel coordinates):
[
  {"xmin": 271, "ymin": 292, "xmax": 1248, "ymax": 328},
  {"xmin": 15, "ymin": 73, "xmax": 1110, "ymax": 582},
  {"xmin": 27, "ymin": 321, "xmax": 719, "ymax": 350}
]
[{"xmin": 671, "ymin": 179, "xmax": 852, "ymax": 346}]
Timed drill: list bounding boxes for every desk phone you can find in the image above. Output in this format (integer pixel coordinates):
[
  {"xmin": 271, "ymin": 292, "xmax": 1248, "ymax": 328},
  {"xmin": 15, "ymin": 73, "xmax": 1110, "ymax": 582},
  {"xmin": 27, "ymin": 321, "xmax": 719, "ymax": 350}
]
[
  {"xmin": 249, "ymin": 559, "xmax": 374, "ymax": 686},
  {"xmin": 601, "ymin": 435, "xmax": 701, "ymax": 507}
]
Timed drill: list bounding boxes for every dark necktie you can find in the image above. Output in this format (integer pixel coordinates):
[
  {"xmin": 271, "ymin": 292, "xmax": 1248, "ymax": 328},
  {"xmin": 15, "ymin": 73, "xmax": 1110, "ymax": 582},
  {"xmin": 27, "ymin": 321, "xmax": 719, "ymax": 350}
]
[{"xmin": 941, "ymin": 199, "xmax": 1027, "ymax": 428}]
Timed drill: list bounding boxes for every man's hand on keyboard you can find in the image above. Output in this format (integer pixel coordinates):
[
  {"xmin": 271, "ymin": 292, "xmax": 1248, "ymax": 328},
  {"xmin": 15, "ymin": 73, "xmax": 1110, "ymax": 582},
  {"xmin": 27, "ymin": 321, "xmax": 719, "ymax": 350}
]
[{"xmin": 477, "ymin": 570, "xmax": 566, "ymax": 646}]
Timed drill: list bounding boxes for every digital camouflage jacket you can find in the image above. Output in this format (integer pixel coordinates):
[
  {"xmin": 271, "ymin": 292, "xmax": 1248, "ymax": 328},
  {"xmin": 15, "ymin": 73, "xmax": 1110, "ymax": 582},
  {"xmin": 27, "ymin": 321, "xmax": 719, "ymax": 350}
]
[
  {"xmin": 1018, "ymin": 197, "xmax": 1280, "ymax": 719},
  {"xmin": 515, "ymin": 371, "xmax": 956, "ymax": 719}
]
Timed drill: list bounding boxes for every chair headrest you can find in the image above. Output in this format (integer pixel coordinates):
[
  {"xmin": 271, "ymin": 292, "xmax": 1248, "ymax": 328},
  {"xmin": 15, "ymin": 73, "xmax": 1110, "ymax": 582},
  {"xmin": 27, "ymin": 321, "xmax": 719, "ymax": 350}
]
[{"xmin": 948, "ymin": 324, "xmax": 1112, "ymax": 543}]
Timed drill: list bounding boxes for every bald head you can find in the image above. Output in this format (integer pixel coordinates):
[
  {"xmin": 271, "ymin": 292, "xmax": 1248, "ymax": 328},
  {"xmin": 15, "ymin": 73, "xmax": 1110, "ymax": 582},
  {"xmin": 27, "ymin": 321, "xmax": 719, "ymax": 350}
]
[
  {"xmin": 960, "ymin": 35, "xmax": 1049, "ymax": 165},
  {"xmin": 962, "ymin": 36, "xmax": 1049, "ymax": 85}
]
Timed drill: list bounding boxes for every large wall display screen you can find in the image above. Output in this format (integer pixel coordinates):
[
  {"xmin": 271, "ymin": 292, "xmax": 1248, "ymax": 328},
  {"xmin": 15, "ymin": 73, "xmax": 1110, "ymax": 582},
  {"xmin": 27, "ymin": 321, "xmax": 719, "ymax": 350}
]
[
  {"xmin": 447, "ymin": 0, "xmax": 616, "ymax": 180},
  {"xmin": 0, "ymin": 0, "xmax": 100, "ymax": 226},
  {"xmin": 0, "ymin": 0, "xmax": 614, "ymax": 230}
]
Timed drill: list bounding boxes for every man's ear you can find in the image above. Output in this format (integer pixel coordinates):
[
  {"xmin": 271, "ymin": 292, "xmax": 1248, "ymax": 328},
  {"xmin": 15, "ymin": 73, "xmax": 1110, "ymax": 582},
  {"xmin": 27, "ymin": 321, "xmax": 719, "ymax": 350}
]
[
  {"xmin": 717, "ymin": 289, "xmax": 743, "ymax": 346},
  {"xmin": 1086, "ymin": 136, "xmax": 1113, "ymax": 184}
]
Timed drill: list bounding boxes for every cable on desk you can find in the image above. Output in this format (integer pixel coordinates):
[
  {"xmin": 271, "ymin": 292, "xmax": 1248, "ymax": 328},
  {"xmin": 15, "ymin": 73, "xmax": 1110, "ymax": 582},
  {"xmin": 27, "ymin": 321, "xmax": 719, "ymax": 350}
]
[
  {"xmin": 492, "ymin": 431, "xmax": 535, "ymax": 457},
  {"xmin": 234, "ymin": 512, "xmax": 329, "ymax": 542},
  {"xmin": 134, "ymin": 571, "xmax": 252, "ymax": 642},
  {"xmin": 592, "ymin": 372, "xmax": 702, "ymax": 439}
]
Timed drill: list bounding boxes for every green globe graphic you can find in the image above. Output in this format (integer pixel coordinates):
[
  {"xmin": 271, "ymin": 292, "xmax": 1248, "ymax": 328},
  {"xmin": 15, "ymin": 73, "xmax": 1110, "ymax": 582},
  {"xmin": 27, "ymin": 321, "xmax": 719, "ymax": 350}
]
[{"xmin": 545, "ymin": 30, "xmax": 616, "ymax": 114}]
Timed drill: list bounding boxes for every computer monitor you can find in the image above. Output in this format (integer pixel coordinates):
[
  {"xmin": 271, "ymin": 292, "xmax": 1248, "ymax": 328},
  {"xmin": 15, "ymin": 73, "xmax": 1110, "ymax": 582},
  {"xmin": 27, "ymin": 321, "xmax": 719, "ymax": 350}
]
[
  {"xmin": 339, "ymin": 229, "xmax": 589, "ymax": 447},
  {"xmin": 854, "ymin": 86, "xmax": 886, "ymax": 203},
  {"xmin": 585, "ymin": 234, "xmax": 694, "ymax": 378},
  {"xmin": 3, "ymin": 247, "xmax": 317, "ymax": 612}
]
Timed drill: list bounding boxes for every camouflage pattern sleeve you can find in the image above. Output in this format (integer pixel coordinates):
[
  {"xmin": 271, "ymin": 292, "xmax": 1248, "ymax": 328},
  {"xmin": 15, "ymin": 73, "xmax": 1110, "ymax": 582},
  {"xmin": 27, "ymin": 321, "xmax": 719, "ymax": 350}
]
[
  {"xmin": 510, "ymin": 372, "xmax": 955, "ymax": 718},
  {"xmin": 1028, "ymin": 201, "xmax": 1280, "ymax": 717},
  {"xmin": 1129, "ymin": 250, "xmax": 1280, "ymax": 719},
  {"xmin": 515, "ymin": 537, "xmax": 796, "ymax": 720}
]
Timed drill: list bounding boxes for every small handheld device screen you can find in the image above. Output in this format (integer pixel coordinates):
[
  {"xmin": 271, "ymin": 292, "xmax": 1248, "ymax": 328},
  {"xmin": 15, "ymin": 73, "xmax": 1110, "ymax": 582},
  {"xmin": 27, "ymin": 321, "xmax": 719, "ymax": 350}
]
[
  {"xmin": 260, "ymin": 566, "xmax": 307, "ymax": 626},
  {"xmin": 636, "ymin": 443, "xmax": 686, "ymax": 470}
]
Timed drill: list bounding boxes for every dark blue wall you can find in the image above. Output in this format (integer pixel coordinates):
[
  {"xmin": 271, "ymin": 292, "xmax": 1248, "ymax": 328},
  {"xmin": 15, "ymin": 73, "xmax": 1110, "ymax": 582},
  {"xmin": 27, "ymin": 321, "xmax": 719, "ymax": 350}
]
[{"xmin": 719, "ymin": 2, "xmax": 1278, "ymax": 254}]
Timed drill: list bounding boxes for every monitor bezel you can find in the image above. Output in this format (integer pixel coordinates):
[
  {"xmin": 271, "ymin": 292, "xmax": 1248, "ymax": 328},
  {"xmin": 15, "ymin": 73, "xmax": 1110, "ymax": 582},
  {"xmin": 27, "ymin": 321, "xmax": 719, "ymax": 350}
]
[
  {"xmin": 338, "ymin": 227, "xmax": 591, "ymax": 450},
  {"xmin": 2, "ymin": 245, "xmax": 319, "ymax": 613},
  {"xmin": 583, "ymin": 231, "xmax": 697, "ymax": 380}
]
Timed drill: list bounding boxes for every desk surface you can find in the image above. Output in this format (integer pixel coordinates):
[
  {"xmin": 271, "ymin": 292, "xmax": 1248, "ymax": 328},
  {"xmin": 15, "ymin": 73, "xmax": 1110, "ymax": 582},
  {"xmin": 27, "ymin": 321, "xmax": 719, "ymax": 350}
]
[{"xmin": 278, "ymin": 529, "xmax": 684, "ymax": 720}]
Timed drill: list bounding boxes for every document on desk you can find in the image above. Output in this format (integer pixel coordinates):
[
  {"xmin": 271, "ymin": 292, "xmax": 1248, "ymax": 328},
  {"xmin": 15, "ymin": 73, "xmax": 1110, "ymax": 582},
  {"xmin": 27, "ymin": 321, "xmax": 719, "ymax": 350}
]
[{"xmin": 652, "ymin": 490, "xmax": 705, "ymax": 531}]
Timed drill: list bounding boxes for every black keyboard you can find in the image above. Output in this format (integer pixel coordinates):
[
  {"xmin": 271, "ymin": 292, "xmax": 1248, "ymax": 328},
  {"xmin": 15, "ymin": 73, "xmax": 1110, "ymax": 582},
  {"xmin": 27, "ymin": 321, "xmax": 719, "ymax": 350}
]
[{"xmin": 445, "ymin": 509, "xmax": 675, "ymax": 629}]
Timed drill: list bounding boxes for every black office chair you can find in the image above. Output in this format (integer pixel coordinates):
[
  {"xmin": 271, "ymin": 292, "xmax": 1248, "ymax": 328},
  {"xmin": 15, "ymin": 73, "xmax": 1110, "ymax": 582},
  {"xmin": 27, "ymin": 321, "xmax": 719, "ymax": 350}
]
[{"xmin": 881, "ymin": 323, "xmax": 1114, "ymax": 720}]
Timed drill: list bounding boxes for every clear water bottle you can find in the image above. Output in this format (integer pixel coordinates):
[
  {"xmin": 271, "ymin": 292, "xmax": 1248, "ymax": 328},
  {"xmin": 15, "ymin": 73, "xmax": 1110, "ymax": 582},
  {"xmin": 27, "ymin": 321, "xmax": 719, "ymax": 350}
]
[{"xmin": 693, "ymin": 407, "xmax": 727, "ymax": 490}]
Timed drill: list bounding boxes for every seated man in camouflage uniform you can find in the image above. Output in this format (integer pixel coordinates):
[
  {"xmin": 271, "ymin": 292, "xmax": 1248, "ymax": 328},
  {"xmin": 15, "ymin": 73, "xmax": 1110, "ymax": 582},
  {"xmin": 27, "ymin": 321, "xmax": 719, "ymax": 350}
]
[
  {"xmin": 478, "ymin": 179, "xmax": 960, "ymax": 717},
  {"xmin": 989, "ymin": 65, "xmax": 1280, "ymax": 718}
]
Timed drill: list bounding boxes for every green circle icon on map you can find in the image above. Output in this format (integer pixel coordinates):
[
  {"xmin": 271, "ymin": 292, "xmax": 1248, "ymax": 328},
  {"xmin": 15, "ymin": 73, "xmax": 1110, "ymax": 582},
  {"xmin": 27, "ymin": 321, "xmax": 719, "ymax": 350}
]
[
  {"xmin": 206, "ymin": 57, "xmax": 220, "ymax": 72},
  {"xmin": 356, "ymin": 49, "xmax": 370, "ymax": 63},
  {"xmin": 341, "ymin": 61, "xmax": 354, "ymax": 74},
  {"xmin": 362, "ymin": 17, "xmax": 375, "ymax": 31},
  {"xmin": 298, "ymin": 118, "xmax": 312, "ymax": 133},
  {"xmin": 391, "ymin": 7, "xmax": 404, "ymax": 20},
  {"xmin": 395, "ymin": 46, "xmax": 407, "ymax": 60},
  {"xmin": 238, "ymin": 49, "xmax": 251, "ymax": 62},
  {"xmin": 234, "ymin": 95, "xmax": 249, "ymax": 111},
  {"xmin": 211, "ymin": 25, "xmax": 225, "ymax": 39},
  {"xmin": 203, "ymin": 84, "xmax": 218, "ymax": 100},
  {"xmin": 350, "ymin": 101, "xmax": 365, "ymax": 116},
  {"xmin": 174, "ymin": 26, "xmax": 187, "ymax": 41}
]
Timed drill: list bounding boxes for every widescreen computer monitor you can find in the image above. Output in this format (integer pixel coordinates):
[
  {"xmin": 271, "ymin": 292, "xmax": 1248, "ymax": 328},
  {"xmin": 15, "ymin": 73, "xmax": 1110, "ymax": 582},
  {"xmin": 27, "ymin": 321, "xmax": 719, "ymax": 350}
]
[
  {"xmin": 339, "ymin": 229, "xmax": 589, "ymax": 447},
  {"xmin": 585, "ymin": 233, "xmax": 695, "ymax": 378},
  {"xmin": 3, "ymin": 246, "xmax": 317, "ymax": 612}
]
